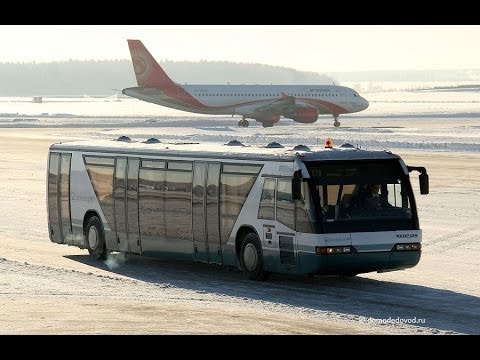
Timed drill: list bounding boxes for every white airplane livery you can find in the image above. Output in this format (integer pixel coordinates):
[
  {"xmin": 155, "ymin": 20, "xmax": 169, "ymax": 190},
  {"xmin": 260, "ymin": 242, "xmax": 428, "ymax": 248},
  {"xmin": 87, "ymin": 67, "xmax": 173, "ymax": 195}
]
[{"xmin": 122, "ymin": 40, "xmax": 369, "ymax": 128}]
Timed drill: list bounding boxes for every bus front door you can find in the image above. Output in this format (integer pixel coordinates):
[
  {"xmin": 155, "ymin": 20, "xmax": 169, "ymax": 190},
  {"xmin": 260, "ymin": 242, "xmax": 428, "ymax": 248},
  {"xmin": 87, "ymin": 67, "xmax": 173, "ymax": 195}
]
[
  {"xmin": 59, "ymin": 154, "xmax": 73, "ymax": 245},
  {"xmin": 48, "ymin": 152, "xmax": 73, "ymax": 245},
  {"xmin": 126, "ymin": 158, "xmax": 141, "ymax": 254},
  {"xmin": 206, "ymin": 163, "xmax": 221, "ymax": 265},
  {"xmin": 114, "ymin": 157, "xmax": 141, "ymax": 254},
  {"xmin": 192, "ymin": 162, "xmax": 222, "ymax": 264}
]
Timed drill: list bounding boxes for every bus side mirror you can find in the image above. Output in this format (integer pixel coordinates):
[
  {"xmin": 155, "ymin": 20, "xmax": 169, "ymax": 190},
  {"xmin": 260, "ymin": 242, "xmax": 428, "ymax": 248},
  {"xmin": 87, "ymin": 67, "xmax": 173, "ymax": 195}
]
[
  {"xmin": 419, "ymin": 172, "xmax": 429, "ymax": 195},
  {"xmin": 292, "ymin": 170, "xmax": 302, "ymax": 200},
  {"xmin": 407, "ymin": 165, "xmax": 429, "ymax": 195}
]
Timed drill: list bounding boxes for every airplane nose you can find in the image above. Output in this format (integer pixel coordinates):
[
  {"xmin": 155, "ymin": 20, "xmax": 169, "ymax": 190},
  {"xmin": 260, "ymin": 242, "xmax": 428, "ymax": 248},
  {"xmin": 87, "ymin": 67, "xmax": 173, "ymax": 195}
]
[{"xmin": 362, "ymin": 97, "xmax": 369, "ymax": 110}]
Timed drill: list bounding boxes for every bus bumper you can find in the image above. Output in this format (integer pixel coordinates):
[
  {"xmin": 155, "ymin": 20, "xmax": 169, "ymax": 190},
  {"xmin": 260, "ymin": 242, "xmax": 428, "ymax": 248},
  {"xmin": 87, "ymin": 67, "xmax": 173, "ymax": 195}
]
[{"xmin": 297, "ymin": 250, "xmax": 421, "ymax": 276}]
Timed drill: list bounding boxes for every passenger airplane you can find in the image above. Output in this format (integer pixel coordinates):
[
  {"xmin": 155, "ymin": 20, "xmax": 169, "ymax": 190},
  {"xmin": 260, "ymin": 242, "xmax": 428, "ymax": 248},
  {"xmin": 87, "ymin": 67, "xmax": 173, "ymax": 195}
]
[{"xmin": 122, "ymin": 40, "xmax": 369, "ymax": 127}]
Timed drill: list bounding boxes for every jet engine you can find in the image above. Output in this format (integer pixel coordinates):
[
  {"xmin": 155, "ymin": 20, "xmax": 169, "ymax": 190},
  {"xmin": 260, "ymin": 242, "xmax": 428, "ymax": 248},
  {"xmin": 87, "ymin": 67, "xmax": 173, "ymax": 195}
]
[
  {"xmin": 255, "ymin": 115, "xmax": 281, "ymax": 127},
  {"xmin": 287, "ymin": 107, "xmax": 319, "ymax": 123}
]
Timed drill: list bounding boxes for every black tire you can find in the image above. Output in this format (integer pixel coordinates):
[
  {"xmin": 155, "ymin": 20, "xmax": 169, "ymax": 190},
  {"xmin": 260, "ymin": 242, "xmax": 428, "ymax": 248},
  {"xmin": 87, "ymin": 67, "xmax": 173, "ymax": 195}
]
[
  {"xmin": 85, "ymin": 216, "xmax": 106, "ymax": 260},
  {"xmin": 239, "ymin": 233, "xmax": 269, "ymax": 281}
]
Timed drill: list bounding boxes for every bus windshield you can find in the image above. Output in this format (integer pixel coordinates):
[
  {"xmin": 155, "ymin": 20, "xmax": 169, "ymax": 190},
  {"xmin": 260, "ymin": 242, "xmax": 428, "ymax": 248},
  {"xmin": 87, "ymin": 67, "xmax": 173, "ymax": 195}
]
[{"xmin": 303, "ymin": 159, "xmax": 417, "ymax": 233}]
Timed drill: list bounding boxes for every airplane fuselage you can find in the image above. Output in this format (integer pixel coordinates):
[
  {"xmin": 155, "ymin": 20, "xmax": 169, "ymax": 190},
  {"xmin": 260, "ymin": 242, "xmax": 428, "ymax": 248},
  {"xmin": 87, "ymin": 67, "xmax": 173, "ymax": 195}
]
[{"xmin": 124, "ymin": 84, "xmax": 367, "ymax": 115}]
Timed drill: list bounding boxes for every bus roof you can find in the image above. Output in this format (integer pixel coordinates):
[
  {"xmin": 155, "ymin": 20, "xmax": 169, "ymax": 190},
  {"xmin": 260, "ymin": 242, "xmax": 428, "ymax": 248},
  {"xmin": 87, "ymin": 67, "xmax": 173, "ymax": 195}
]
[{"xmin": 49, "ymin": 138, "xmax": 401, "ymax": 162}]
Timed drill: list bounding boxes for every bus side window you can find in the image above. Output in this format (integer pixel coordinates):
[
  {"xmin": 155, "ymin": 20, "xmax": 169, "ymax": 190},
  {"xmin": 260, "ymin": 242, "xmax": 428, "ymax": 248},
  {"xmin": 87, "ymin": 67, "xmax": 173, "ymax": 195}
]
[
  {"xmin": 295, "ymin": 181, "xmax": 315, "ymax": 233},
  {"xmin": 258, "ymin": 178, "xmax": 275, "ymax": 220},
  {"xmin": 276, "ymin": 178, "xmax": 295, "ymax": 229}
]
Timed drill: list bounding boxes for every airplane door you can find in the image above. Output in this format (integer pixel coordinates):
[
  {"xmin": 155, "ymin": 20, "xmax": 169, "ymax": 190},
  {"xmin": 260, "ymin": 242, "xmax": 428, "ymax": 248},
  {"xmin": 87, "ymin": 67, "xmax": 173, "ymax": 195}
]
[{"xmin": 127, "ymin": 158, "xmax": 141, "ymax": 254}]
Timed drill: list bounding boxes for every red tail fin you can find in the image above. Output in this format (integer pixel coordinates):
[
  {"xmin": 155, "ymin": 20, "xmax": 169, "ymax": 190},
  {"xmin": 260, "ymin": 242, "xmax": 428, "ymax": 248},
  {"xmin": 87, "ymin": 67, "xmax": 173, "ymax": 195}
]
[{"xmin": 127, "ymin": 39, "xmax": 175, "ymax": 88}]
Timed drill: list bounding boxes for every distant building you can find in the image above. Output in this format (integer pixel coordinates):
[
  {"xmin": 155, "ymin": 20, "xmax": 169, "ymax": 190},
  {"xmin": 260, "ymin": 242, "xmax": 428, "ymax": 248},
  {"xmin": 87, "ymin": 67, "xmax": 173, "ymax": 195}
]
[{"xmin": 33, "ymin": 96, "xmax": 42, "ymax": 103}]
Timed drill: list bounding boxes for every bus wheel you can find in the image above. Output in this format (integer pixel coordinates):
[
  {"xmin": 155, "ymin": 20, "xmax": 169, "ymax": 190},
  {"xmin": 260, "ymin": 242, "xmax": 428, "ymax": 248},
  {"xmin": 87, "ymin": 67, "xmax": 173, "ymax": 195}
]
[
  {"xmin": 239, "ymin": 233, "xmax": 269, "ymax": 281},
  {"xmin": 85, "ymin": 216, "xmax": 106, "ymax": 260}
]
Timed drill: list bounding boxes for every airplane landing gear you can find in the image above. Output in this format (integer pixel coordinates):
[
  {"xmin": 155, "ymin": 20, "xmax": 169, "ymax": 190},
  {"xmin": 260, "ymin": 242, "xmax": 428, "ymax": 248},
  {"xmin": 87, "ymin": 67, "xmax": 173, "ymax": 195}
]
[
  {"xmin": 238, "ymin": 117, "xmax": 249, "ymax": 127},
  {"xmin": 333, "ymin": 116, "xmax": 341, "ymax": 128}
]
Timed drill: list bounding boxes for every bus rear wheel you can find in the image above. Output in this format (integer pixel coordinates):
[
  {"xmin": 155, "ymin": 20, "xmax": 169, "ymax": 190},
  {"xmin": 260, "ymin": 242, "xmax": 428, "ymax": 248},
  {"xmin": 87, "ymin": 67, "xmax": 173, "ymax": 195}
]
[
  {"xmin": 239, "ymin": 233, "xmax": 269, "ymax": 281},
  {"xmin": 85, "ymin": 216, "xmax": 106, "ymax": 260}
]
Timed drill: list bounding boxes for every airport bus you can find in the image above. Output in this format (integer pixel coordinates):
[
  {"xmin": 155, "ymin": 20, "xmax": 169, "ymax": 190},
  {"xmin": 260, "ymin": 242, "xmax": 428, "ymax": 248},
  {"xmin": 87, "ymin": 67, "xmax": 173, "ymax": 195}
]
[{"xmin": 47, "ymin": 136, "xmax": 429, "ymax": 280}]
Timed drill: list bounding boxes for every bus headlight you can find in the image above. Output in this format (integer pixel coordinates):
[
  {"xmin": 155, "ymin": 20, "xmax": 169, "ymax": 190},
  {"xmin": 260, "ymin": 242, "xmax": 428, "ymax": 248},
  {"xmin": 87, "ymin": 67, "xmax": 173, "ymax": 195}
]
[
  {"xmin": 395, "ymin": 243, "xmax": 421, "ymax": 251},
  {"xmin": 316, "ymin": 246, "xmax": 353, "ymax": 255}
]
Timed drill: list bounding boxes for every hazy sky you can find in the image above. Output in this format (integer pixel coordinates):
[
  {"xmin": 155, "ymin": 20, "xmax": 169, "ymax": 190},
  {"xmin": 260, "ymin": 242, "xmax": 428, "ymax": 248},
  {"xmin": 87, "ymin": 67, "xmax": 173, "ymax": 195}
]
[{"xmin": 2, "ymin": 25, "xmax": 479, "ymax": 73}]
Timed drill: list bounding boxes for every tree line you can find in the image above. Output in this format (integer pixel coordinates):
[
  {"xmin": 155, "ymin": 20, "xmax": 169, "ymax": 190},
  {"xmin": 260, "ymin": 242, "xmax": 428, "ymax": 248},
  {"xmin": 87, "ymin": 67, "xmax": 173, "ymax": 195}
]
[{"xmin": 0, "ymin": 60, "xmax": 332, "ymax": 96}]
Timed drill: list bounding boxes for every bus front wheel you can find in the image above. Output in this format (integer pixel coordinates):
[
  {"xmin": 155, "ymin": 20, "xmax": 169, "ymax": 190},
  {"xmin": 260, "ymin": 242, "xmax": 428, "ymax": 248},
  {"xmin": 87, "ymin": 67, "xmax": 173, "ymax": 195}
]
[
  {"xmin": 85, "ymin": 216, "xmax": 107, "ymax": 260},
  {"xmin": 239, "ymin": 233, "xmax": 269, "ymax": 281}
]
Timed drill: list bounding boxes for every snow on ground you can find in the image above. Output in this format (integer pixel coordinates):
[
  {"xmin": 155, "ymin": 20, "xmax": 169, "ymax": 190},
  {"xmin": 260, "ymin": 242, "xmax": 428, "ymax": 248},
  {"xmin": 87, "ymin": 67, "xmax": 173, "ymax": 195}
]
[{"xmin": 0, "ymin": 91, "xmax": 479, "ymax": 334}]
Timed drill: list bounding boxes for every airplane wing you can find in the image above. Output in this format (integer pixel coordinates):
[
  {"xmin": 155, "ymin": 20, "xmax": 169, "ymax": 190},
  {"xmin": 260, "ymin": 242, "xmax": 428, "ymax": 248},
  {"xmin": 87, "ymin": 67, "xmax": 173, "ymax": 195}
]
[
  {"xmin": 249, "ymin": 93, "xmax": 320, "ymax": 124},
  {"xmin": 253, "ymin": 93, "xmax": 296, "ymax": 115}
]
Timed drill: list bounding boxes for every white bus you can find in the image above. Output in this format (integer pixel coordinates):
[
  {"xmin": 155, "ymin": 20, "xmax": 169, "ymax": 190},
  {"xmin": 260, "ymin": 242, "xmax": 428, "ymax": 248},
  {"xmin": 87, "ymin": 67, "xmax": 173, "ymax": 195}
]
[{"xmin": 47, "ymin": 137, "xmax": 429, "ymax": 280}]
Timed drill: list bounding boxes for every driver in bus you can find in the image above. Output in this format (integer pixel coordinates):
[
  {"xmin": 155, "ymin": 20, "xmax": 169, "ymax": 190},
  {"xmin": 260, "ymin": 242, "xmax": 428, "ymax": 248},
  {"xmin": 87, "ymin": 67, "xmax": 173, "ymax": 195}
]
[{"xmin": 361, "ymin": 184, "xmax": 392, "ymax": 210}]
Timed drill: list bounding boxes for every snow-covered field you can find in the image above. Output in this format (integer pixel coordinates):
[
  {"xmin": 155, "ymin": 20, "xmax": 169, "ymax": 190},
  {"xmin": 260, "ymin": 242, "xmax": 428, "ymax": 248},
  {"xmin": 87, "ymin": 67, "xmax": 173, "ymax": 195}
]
[{"xmin": 0, "ymin": 87, "xmax": 479, "ymax": 334}]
